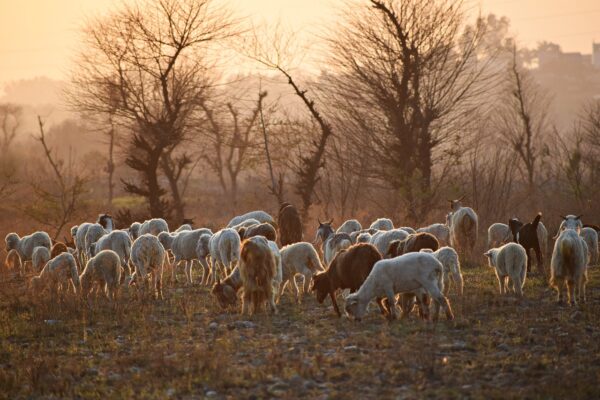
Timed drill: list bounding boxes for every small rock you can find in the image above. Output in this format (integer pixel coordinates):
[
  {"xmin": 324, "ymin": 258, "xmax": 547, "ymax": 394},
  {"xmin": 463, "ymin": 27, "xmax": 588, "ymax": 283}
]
[
  {"xmin": 107, "ymin": 372, "xmax": 122, "ymax": 382},
  {"xmin": 497, "ymin": 343, "xmax": 511, "ymax": 352},
  {"xmin": 289, "ymin": 374, "xmax": 304, "ymax": 387},
  {"xmin": 344, "ymin": 345, "xmax": 359, "ymax": 352},
  {"xmin": 44, "ymin": 320, "xmax": 60, "ymax": 325},
  {"xmin": 205, "ymin": 390, "xmax": 217, "ymax": 397},
  {"xmin": 232, "ymin": 320, "xmax": 257, "ymax": 329},
  {"xmin": 165, "ymin": 388, "xmax": 176, "ymax": 397},
  {"xmin": 209, "ymin": 322, "xmax": 218, "ymax": 331}
]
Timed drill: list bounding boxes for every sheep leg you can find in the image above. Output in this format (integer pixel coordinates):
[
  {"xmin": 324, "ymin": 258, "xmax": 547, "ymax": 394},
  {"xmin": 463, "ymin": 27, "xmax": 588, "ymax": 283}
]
[
  {"xmin": 422, "ymin": 280, "xmax": 454, "ymax": 321},
  {"xmin": 292, "ymin": 277, "xmax": 301, "ymax": 304},
  {"xmin": 566, "ymin": 279, "xmax": 576, "ymax": 306},
  {"xmin": 303, "ymin": 273, "xmax": 312, "ymax": 295},
  {"xmin": 330, "ymin": 291, "xmax": 341, "ymax": 317},
  {"xmin": 418, "ymin": 292, "xmax": 432, "ymax": 321},
  {"xmin": 269, "ymin": 289, "xmax": 278, "ymax": 314},
  {"xmin": 241, "ymin": 292, "xmax": 251, "ymax": 315},
  {"xmin": 184, "ymin": 261, "xmax": 193, "ymax": 285},
  {"xmin": 512, "ymin": 274, "xmax": 523, "ymax": 298},
  {"xmin": 555, "ymin": 279, "xmax": 565, "ymax": 304},
  {"xmin": 376, "ymin": 297, "xmax": 388, "ymax": 316},
  {"xmin": 384, "ymin": 287, "xmax": 398, "ymax": 320},
  {"xmin": 399, "ymin": 294, "xmax": 414, "ymax": 319}
]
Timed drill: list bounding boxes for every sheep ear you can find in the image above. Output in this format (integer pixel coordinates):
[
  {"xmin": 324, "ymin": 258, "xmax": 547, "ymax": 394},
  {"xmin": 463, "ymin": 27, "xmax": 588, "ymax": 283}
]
[
  {"xmin": 317, "ymin": 218, "xmax": 323, "ymax": 225},
  {"xmin": 576, "ymin": 214, "xmax": 583, "ymax": 220},
  {"xmin": 327, "ymin": 219, "xmax": 334, "ymax": 225},
  {"xmin": 458, "ymin": 194, "xmax": 465, "ymax": 201},
  {"xmin": 560, "ymin": 215, "xmax": 567, "ymax": 220},
  {"xmin": 483, "ymin": 251, "xmax": 492, "ymax": 258}
]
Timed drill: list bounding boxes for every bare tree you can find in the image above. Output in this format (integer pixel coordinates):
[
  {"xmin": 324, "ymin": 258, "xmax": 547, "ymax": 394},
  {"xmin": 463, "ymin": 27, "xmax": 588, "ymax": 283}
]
[
  {"xmin": 68, "ymin": 0, "xmax": 237, "ymax": 218},
  {"xmin": 324, "ymin": 0, "xmax": 497, "ymax": 223},
  {"xmin": 22, "ymin": 117, "xmax": 88, "ymax": 240},
  {"xmin": 0, "ymin": 103, "xmax": 22, "ymax": 154},
  {"xmin": 258, "ymin": 90, "xmax": 285, "ymax": 204}
]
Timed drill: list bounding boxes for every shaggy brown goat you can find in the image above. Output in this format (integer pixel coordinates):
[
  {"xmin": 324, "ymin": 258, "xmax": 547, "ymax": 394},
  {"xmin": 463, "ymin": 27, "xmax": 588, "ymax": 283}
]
[
  {"xmin": 239, "ymin": 223, "xmax": 277, "ymax": 242},
  {"xmin": 238, "ymin": 238, "xmax": 277, "ymax": 315},
  {"xmin": 51, "ymin": 242, "xmax": 69, "ymax": 258},
  {"xmin": 311, "ymin": 243, "xmax": 382, "ymax": 317},
  {"xmin": 386, "ymin": 233, "xmax": 439, "ymax": 258},
  {"xmin": 278, "ymin": 203, "xmax": 303, "ymax": 246}
]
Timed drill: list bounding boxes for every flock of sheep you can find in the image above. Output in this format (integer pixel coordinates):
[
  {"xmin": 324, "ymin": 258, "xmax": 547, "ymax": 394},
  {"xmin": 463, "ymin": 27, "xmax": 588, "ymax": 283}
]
[{"xmin": 2, "ymin": 198, "xmax": 597, "ymax": 320}]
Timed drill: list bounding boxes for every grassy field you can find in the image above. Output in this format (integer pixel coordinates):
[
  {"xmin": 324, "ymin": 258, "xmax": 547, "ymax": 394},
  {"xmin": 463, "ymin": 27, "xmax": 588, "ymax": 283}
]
[{"xmin": 1, "ymin": 265, "xmax": 599, "ymax": 399}]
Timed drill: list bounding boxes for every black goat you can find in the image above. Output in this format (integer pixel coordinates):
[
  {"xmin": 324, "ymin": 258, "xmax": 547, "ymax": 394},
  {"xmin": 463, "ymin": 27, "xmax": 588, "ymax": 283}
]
[{"xmin": 508, "ymin": 213, "xmax": 544, "ymax": 275}]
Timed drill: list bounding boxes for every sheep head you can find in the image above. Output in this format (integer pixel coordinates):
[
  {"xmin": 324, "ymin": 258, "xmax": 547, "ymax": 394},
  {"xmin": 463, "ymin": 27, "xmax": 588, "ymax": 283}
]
[
  {"xmin": 4, "ymin": 233, "xmax": 19, "ymax": 251},
  {"xmin": 311, "ymin": 272, "xmax": 331, "ymax": 304}
]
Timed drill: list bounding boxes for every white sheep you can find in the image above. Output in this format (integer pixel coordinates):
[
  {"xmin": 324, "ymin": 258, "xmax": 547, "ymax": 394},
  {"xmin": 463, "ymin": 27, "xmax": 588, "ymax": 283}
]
[
  {"xmin": 537, "ymin": 222, "xmax": 549, "ymax": 258},
  {"xmin": 399, "ymin": 226, "xmax": 416, "ymax": 235},
  {"xmin": 130, "ymin": 234, "xmax": 166, "ymax": 300},
  {"xmin": 80, "ymin": 249, "xmax": 122, "ymax": 302},
  {"xmin": 344, "ymin": 252, "xmax": 454, "ymax": 321},
  {"xmin": 417, "ymin": 223, "xmax": 450, "ymax": 246},
  {"xmin": 208, "ymin": 228, "xmax": 241, "ymax": 284},
  {"xmin": 196, "ymin": 233, "xmax": 214, "ymax": 285},
  {"xmin": 32, "ymin": 246, "xmax": 51, "ymax": 273},
  {"xmin": 369, "ymin": 218, "xmax": 394, "ymax": 231},
  {"xmin": 84, "ymin": 223, "xmax": 106, "ymax": 260},
  {"xmin": 278, "ymin": 242, "xmax": 325, "ymax": 302},
  {"xmin": 74, "ymin": 222, "xmax": 92, "ymax": 266},
  {"xmin": 93, "ymin": 230, "xmax": 132, "ymax": 276},
  {"xmin": 580, "ymin": 227, "xmax": 598, "ymax": 266},
  {"xmin": 175, "ymin": 224, "xmax": 193, "ymax": 233},
  {"xmin": 355, "ymin": 232, "xmax": 373, "ymax": 244},
  {"xmin": 129, "ymin": 222, "xmax": 141, "ymax": 240},
  {"xmin": 227, "ymin": 211, "xmax": 275, "ymax": 228},
  {"xmin": 139, "ymin": 218, "xmax": 169, "ymax": 237},
  {"xmin": 336, "ymin": 219, "xmax": 362, "ymax": 235},
  {"xmin": 30, "ymin": 252, "xmax": 80, "ymax": 297},
  {"xmin": 158, "ymin": 228, "xmax": 212, "ymax": 284},
  {"xmin": 231, "ymin": 218, "xmax": 261, "ymax": 230},
  {"xmin": 370, "ymin": 229, "xmax": 409, "ymax": 257},
  {"xmin": 551, "ymin": 226, "xmax": 588, "ymax": 305},
  {"xmin": 487, "ymin": 223, "xmax": 511, "ymax": 249},
  {"xmin": 421, "ymin": 247, "xmax": 463, "ymax": 296},
  {"xmin": 484, "ymin": 243, "xmax": 528, "ymax": 297},
  {"xmin": 447, "ymin": 200, "xmax": 479, "ymax": 262},
  {"xmin": 4, "ymin": 231, "xmax": 51, "ymax": 263}
]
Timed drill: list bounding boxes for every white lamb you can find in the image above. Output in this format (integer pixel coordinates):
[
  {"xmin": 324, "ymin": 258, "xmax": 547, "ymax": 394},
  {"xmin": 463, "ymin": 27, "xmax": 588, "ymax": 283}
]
[
  {"xmin": 551, "ymin": 224, "xmax": 588, "ymax": 306},
  {"xmin": 484, "ymin": 243, "xmax": 528, "ymax": 297},
  {"xmin": 417, "ymin": 223, "xmax": 450, "ymax": 246},
  {"xmin": 487, "ymin": 223, "xmax": 511, "ymax": 249},
  {"xmin": 93, "ymin": 230, "xmax": 132, "ymax": 276},
  {"xmin": 139, "ymin": 218, "xmax": 170, "ymax": 237},
  {"xmin": 278, "ymin": 242, "xmax": 325, "ymax": 302},
  {"xmin": 370, "ymin": 229, "xmax": 409, "ymax": 257},
  {"xmin": 231, "ymin": 218, "xmax": 261, "ymax": 231},
  {"xmin": 399, "ymin": 227, "xmax": 416, "ymax": 235},
  {"xmin": 32, "ymin": 246, "xmax": 51, "ymax": 273},
  {"xmin": 84, "ymin": 224, "xmax": 106, "ymax": 260},
  {"xmin": 227, "ymin": 211, "xmax": 275, "ymax": 228},
  {"xmin": 537, "ymin": 222, "xmax": 549, "ymax": 258},
  {"xmin": 80, "ymin": 249, "xmax": 122, "ymax": 302},
  {"xmin": 5, "ymin": 231, "xmax": 51, "ymax": 263},
  {"xmin": 208, "ymin": 228, "xmax": 241, "ymax": 283},
  {"xmin": 130, "ymin": 234, "xmax": 166, "ymax": 299},
  {"xmin": 175, "ymin": 224, "xmax": 193, "ymax": 233},
  {"xmin": 344, "ymin": 252, "xmax": 454, "ymax": 321},
  {"xmin": 369, "ymin": 218, "xmax": 394, "ymax": 231},
  {"xmin": 355, "ymin": 232, "xmax": 372, "ymax": 244},
  {"xmin": 336, "ymin": 219, "xmax": 362, "ymax": 235},
  {"xmin": 448, "ymin": 200, "xmax": 479, "ymax": 262},
  {"xmin": 580, "ymin": 227, "xmax": 598, "ymax": 266},
  {"xmin": 196, "ymin": 233, "xmax": 214, "ymax": 285},
  {"xmin": 74, "ymin": 222, "xmax": 92, "ymax": 266},
  {"xmin": 158, "ymin": 228, "xmax": 212, "ymax": 284},
  {"xmin": 421, "ymin": 247, "xmax": 463, "ymax": 296},
  {"xmin": 30, "ymin": 252, "xmax": 80, "ymax": 297}
]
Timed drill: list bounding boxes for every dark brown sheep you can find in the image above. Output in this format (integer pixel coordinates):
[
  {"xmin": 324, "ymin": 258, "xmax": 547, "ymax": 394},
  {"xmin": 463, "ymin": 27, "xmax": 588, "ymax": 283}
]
[
  {"xmin": 278, "ymin": 203, "xmax": 303, "ymax": 246},
  {"xmin": 311, "ymin": 243, "xmax": 382, "ymax": 317},
  {"xmin": 386, "ymin": 232, "xmax": 439, "ymax": 258},
  {"xmin": 508, "ymin": 213, "xmax": 544, "ymax": 275},
  {"xmin": 239, "ymin": 223, "xmax": 277, "ymax": 242},
  {"xmin": 50, "ymin": 242, "xmax": 68, "ymax": 258}
]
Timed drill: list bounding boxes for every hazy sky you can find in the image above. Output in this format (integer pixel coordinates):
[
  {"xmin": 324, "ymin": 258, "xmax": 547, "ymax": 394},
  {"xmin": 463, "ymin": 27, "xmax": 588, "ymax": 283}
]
[{"xmin": 1, "ymin": 0, "xmax": 600, "ymax": 87}]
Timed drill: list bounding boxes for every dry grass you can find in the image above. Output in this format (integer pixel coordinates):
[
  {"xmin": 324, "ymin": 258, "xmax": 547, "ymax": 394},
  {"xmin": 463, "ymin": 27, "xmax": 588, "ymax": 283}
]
[{"xmin": 1, "ymin": 265, "xmax": 599, "ymax": 399}]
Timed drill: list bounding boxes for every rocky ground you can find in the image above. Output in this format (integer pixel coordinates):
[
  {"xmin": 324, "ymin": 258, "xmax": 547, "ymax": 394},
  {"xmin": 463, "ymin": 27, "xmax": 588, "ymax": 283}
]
[{"xmin": 1, "ymin": 265, "xmax": 599, "ymax": 399}]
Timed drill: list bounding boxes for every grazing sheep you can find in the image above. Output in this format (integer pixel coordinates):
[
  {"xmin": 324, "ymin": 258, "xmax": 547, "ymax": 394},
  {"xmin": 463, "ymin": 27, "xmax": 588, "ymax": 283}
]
[
  {"xmin": 32, "ymin": 246, "xmax": 51, "ymax": 273},
  {"xmin": 50, "ymin": 242, "xmax": 68, "ymax": 258},
  {"xmin": 551, "ymin": 226, "xmax": 587, "ymax": 305},
  {"xmin": 211, "ymin": 266, "xmax": 242, "ymax": 309},
  {"xmin": 369, "ymin": 218, "xmax": 394, "ymax": 231},
  {"xmin": 158, "ymin": 228, "xmax": 212, "ymax": 284},
  {"xmin": 399, "ymin": 227, "xmax": 416, "ymax": 235},
  {"xmin": 195, "ymin": 233, "xmax": 214, "ymax": 285},
  {"xmin": 448, "ymin": 199, "xmax": 479, "ymax": 262},
  {"xmin": 93, "ymin": 230, "xmax": 132, "ymax": 276},
  {"xmin": 387, "ymin": 232, "xmax": 439, "ymax": 258},
  {"xmin": 355, "ymin": 232, "xmax": 372, "ymax": 244},
  {"xmin": 238, "ymin": 237, "xmax": 277, "ymax": 315},
  {"xmin": 508, "ymin": 213, "xmax": 544, "ymax": 275},
  {"xmin": 422, "ymin": 247, "xmax": 463, "ymax": 296},
  {"xmin": 314, "ymin": 221, "xmax": 353, "ymax": 265},
  {"xmin": 239, "ymin": 223, "xmax": 277, "ymax": 242},
  {"xmin": 370, "ymin": 229, "xmax": 409, "ymax": 258},
  {"xmin": 138, "ymin": 218, "xmax": 169, "ymax": 237},
  {"xmin": 96, "ymin": 213, "xmax": 115, "ymax": 232},
  {"xmin": 312, "ymin": 243, "xmax": 382, "ymax": 317},
  {"xmin": 80, "ymin": 249, "xmax": 121, "ymax": 302},
  {"xmin": 279, "ymin": 242, "xmax": 325, "ymax": 303},
  {"xmin": 74, "ymin": 222, "xmax": 92, "ymax": 266},
  {"xmin": 3, "ymin": 249, "xmax": 22, "ymax": 275},
  {"xmin": 231, "ymin": 218, "xmax": 261, "ymax": 231},
  {"xmin": 30, "ymin": 252, "xmax": 80, "ymax": 297},
  {"xmin": 337, "ymin": 219, "xmax": 362, "ymax": 235},
  {"xmin": 344, "ymin": 252, "xmax": 454, "ymax": 321},
  {"xmin": 175, "ymin": 224, "xmax": 193, "ymax": 232},
  {"xmin": 580, "ymin": 227, "xmax": 598, "ymax": 266},
  {"xmin": 417, "ymin": 223, "xmax": 450, "ymax": 246},
  {"xmin": 487, "ymin": 223, "xmax": 511, "ymax": 249},
  {"xmin": 208, "ymin": 228, "xmax": 241, "ymax": 284},
  {"xmin": 484, "ymin": 243, "xmax": 528, "ymax": 297},
  {"xmin": 227, "ymin": 211, "xmax": 275, "ymax": 228},
  {"xmin": 129, "ymin": 222, "xmax": 141, "ymax": 240},
  {"xmin": 5, "ymin": 231, "xmax": 51, "ymax": 263},
  {"xmin": 278, "ymin": 203, "xmax": 303, "ymax": 246},
  {"xmin": 130, "ymin": 234, "xmax": 166, "ymax": 300},
  {"xmin": 84, "ymin": 224, "xmax": 106, "ymax": 260}
]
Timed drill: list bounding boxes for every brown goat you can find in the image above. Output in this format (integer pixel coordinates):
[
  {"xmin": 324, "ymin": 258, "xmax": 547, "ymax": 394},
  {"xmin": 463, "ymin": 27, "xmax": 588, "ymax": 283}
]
[
  {"xmin": 238, "ymin": 238, "xmax": 277, "ymax": 315},
  {"xmin": 211, "ymin": 267, "xmax": 242, "ymax": 309},
  {"xmin": 278, "ymin": 203, "xmax": 303, "ymax": 246},
  {"xmin": 51, "ymin": 242, "xmax": 69, "ymax": 258},
  {"xmin": 239, "ymin": 223, "xmax": 277, "ymax": 242},
  {"xmin": 311, "ymin": 243, "xmax": 382, "ymax": 317},
  {"xmin": 387, "ymin": 233, "xmax": 439, "ymax": 258}
]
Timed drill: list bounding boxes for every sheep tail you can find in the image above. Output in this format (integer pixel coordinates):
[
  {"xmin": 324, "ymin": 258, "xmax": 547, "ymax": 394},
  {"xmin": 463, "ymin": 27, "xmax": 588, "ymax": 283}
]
[
  {"xmin": 532, "ymin": 213, "xmax": 542, "ymax": 229},
  {"xmin": 308, "ymin": 250, "xmax": 325, "ymax": 272}
]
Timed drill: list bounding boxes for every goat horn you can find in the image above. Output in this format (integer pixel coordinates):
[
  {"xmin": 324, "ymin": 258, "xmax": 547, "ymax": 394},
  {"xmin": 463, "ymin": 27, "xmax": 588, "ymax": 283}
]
[
  {"xmin": 318, "ymin": 218, "xmax": 323, "ymax": 225},
  {"xmin": 458, "ymin": 195, "xmax": 465, "ymax": 201},
  {"xmin": 560, "ymin": 215, "xmax": 567, "ymax": 220},
  {"xmin": 576, "ymin": 214, "xmax": 583, "ymax": 220}
]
